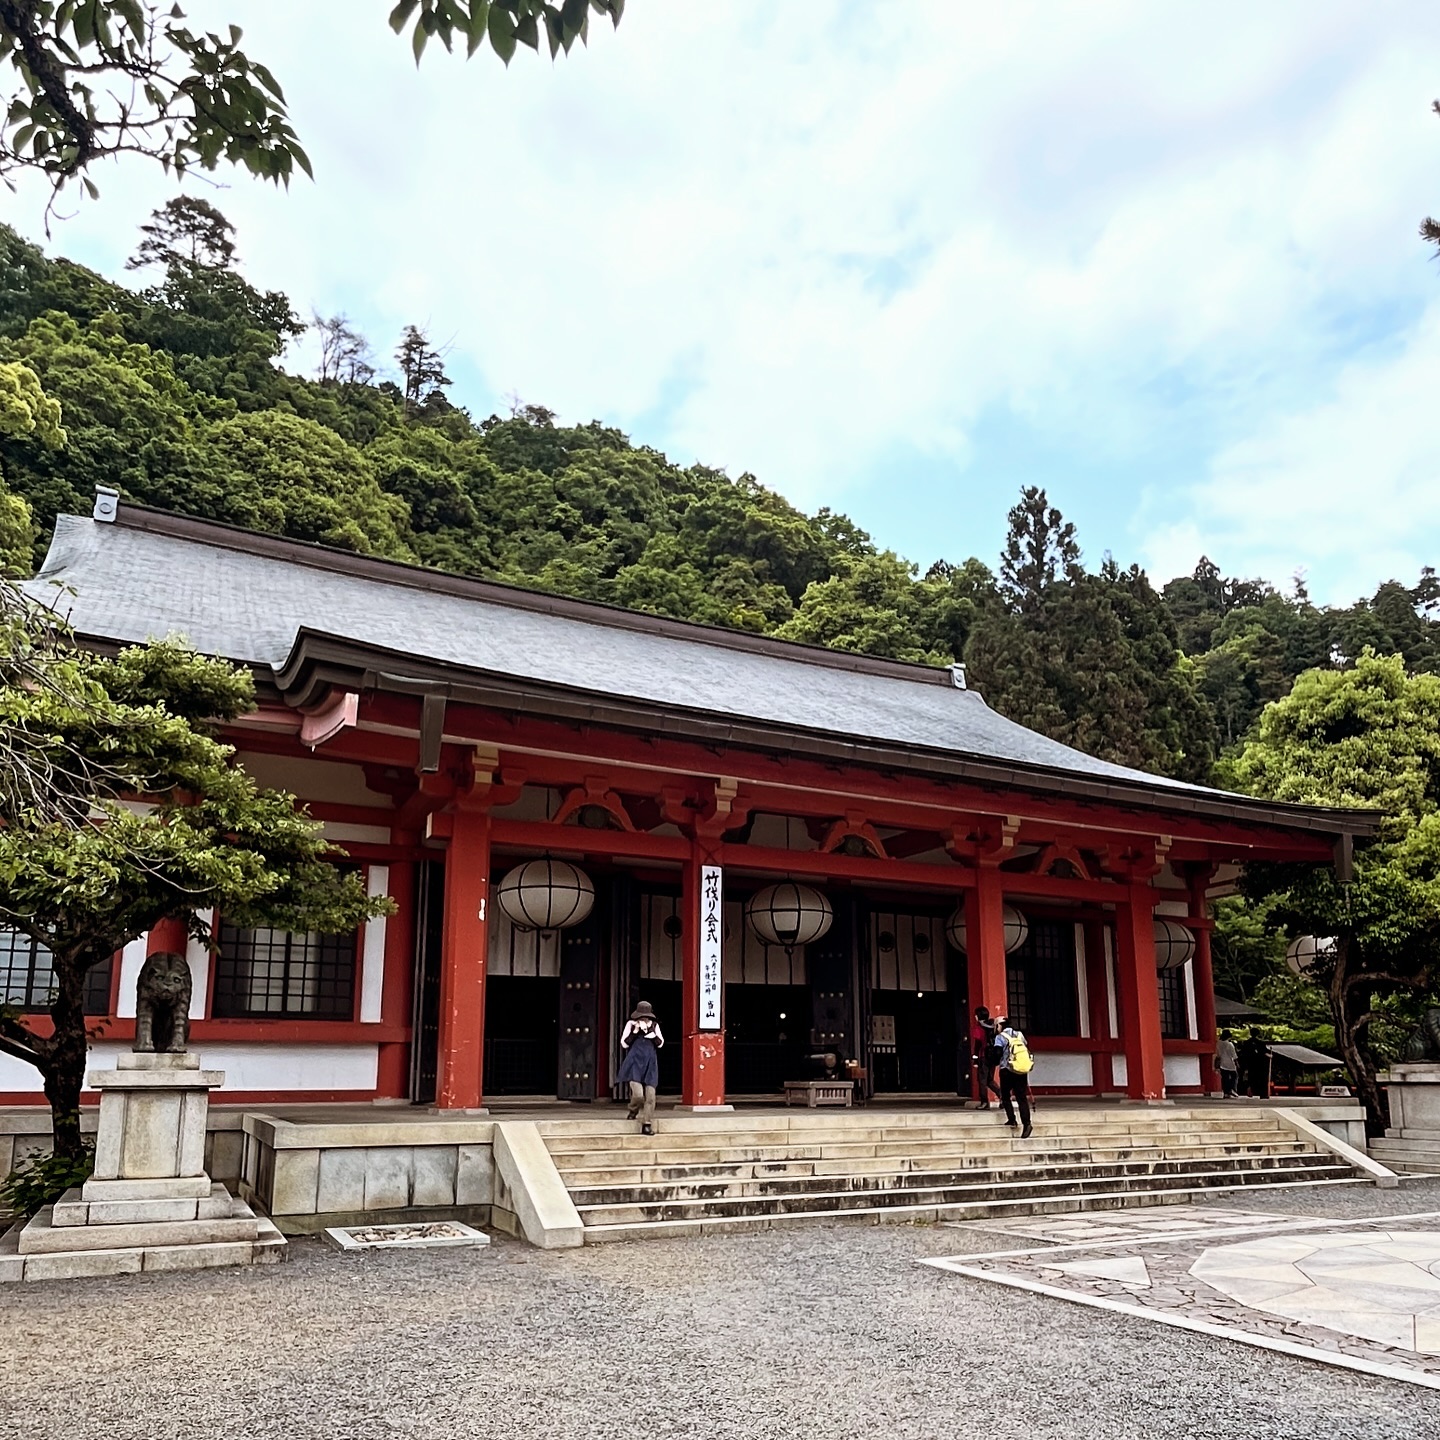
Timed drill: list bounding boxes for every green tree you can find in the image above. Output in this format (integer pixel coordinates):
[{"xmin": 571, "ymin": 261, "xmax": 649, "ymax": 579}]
[
  {"xmin": 1231, "ymin": 651, "xmax": 1440, "ymax": 1128},
  {"xmin": 0, "ymin": 357, "xmax": 61, "ymax": 572},
  {"xmin": 0, "ymin": 585, "xmax": 387, "ymax": 1158},
  {"xmin": 127, "ymin": 195, "xmax": 236, "ymax": 273},
  {"xmin": 395, "ymin": 324, "xmax": 452, "ymax": 414},
  {"xmin": 0, "ymin": 1, "xmax": 623, "ymax": 211},
  {"xmin": 966, "ymin": 497, "xmax": 1216, "ymax": 781},
  {"xmin": 776, "ymin": 552, "xmax": 948, "ymax": 664}
]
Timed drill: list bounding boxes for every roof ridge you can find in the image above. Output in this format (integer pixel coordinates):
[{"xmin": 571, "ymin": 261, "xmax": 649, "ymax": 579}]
[{"xmin": 102, "ymin": 503, "xmax": 961, "ymax": 690}]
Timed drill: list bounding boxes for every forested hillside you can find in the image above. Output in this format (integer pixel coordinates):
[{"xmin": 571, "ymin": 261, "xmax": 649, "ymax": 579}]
[{"xmin": 2, "ymin": 204, "xmax": 1437, "ymax": 795}]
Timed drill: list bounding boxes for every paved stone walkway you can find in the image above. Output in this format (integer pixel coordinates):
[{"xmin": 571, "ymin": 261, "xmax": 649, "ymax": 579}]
[
  {"xmin": 928, "ymin": 1191, "xmax": 1440, "ymax": 1391},
  {"xmin": 3, "ymin": 1182, "xmax": 1440, "ymax": 1439}
]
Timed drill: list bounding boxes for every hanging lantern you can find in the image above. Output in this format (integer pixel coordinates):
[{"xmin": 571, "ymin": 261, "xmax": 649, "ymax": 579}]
[
  {"xmin": 945, "ymin": 904, "xmax": 1030, "ymax": 956},
  {"xmin": 1153, "ymin": 918, "xmax": 1196, "ymax": 971},
  {"xmin": 495, "ymin": 858, "xmax": 595, "ymax": 932},
  {"xmin": 1285, "ymin": 935, "xmax": 1337, "ymax": 977},
  {"xmin": 744, "ymin": 883, "xmax": 833, "ymax": 953}
]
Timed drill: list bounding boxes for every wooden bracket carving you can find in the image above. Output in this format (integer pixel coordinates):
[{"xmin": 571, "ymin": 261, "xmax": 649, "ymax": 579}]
[
  {"xmin": 553, "ymin": 776, "xmax": 637, "ymax": 832},
  {"xmin": 1030, "ymin": 841, "xmax": 1096, "ymax": 882},
  {"xmin": 948, "ymin": 814, "xmax": 1021, "ymax": 867},
  {"xmin": 820, "ymin": 812, "xmax": 889, "ymax": 859},
  {"xmin": 1100, "ymin": 835, "xmax": 1173, "ymax": 880}
]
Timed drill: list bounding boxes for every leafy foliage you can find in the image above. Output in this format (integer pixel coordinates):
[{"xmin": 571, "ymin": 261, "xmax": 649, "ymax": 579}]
[
  {"xmin": 0, "ymin": 583, "xmax": 390, "ymax": 1158},
  {"xmin": 0, "ymin": 0, "xmax": 622, "ymax": 217},
  {"xmin": 0, "ymin": 1138, "xmax": 92, "ymax": 1217},
  {"xmin": 1232, "ymin": 653, "xmax": 1440, "ymax": 1127}
]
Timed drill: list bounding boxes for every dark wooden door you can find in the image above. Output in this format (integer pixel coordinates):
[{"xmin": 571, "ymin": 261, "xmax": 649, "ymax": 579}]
[
  {"xmin": 557, "ymin": 911, "xmax": 601, "ymax": 1099},
  {"xmin": 809, "ymin": 891, "xmax": 857, "ymax": 1062},
  {"xmin": 409, "ymin": 861, "xmax": 443, "ymax": 1105}
]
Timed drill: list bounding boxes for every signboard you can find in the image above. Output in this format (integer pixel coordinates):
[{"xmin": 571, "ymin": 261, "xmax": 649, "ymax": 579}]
[
  {"xmin": 870, "ymin": 1014, "xmax": 896, "ymax": 1050},
  {"xmin": 1318, "ymin": 1084, "xmax": 1351, "ymax": 1097},
  {"xmin": 698, "ymin": 864, "xmax": 723, "ymax": 1031}
]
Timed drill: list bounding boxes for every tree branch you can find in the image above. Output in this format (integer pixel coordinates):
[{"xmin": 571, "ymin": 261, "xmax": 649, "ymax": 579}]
[{"xmin": 0, "ymin": 1013, "xmax": 44, "ymax": 1067}]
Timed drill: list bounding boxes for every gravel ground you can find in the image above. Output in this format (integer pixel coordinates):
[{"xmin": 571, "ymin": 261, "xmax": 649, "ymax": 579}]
[{"xmin": 4, "ymin": 1180, "xmax": 1440, "ymax": 1440}]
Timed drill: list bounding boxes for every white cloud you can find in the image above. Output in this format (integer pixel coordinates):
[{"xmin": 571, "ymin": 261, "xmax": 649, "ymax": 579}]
[
  {"xmin": 1144, "ymin": 296, "xmax": 1440, "ymax": 598},
  {"xmin": 7, "ymin": 1, "xmax": 1440, "ymax": 602}
]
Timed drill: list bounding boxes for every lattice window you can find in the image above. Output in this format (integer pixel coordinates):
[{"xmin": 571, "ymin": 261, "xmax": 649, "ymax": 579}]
[
  {"xmin": 0, "ymin": 930, "xmax": 112, "ymax": 1014},
  {"xmin": 1005, "ymin": 918, "xmax": 1079, "ymax": 1037},
  {"xmin": 214, "ymin": 923, "xmax": 356, "ymax": 1019},
  {"xmin": 1158, "ymin": 965, "xmax": 1190, "ymax": 1040}
]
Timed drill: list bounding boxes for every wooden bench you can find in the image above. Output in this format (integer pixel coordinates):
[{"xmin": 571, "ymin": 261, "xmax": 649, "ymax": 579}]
[{"xmin": 783, "ymin": 1079, "xmax": 854, "ymax": 1108}]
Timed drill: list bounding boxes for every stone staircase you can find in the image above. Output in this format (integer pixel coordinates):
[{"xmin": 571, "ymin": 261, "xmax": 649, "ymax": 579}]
[{"xmin": 537, "ymin": 1108, "xmax": 1371, "ymax": 1244}]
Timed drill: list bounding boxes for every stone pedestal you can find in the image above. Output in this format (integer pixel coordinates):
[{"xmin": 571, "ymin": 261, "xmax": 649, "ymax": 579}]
[
  {"xmin": 1, "ymin": 1053, "xmax": 286, "ymax": 1283},
  {"xmin": 1370, "ymin": 1063, "xmax": 1440, "ymax": 1174}
]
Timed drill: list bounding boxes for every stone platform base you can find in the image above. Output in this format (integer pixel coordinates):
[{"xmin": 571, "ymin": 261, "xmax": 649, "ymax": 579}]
[{"xmin": 0, "ymin": 1187, "xmax": 287, "ymax": 1283}]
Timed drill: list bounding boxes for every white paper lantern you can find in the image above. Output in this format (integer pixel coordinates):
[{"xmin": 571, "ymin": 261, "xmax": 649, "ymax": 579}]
[
  {"xmin": 1285, "ymin": 934, "xmax": 1337, "ymax": 976},
  {"xmin": 744, "ymin": 883, "xmax": 833, "ymax": 952},
  {"xmin": 495, "ymin": 858, "xmax": 595, "ymax": 932},
  {"xmin": 946, "ymin": 904, "xmax": 1030, "ymax": 956},
  {"xmin": 1153, "ymin": 919, "xmax": 1196, "ymax": 971}
]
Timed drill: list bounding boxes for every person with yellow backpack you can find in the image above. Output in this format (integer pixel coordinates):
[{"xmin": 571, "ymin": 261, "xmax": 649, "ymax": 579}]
[{"xmin": 995, "ymin": 1017, "xmax": 1034, "ymax": 1139}]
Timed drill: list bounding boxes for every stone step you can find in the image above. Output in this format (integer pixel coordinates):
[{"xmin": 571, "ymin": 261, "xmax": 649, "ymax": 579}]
[
  {"xmin": 545, "ymin": 1128, "xmax": 1301, "ymax": 1169},
  {"xmin": 534, "ymin": 1107, "xmax": 1282, "ymax": 1137},
  {"xmin": 565, "ymin": 1151, "xmax": 1334, "ymax": 1207},
  {"xmin": 577, "ymin": 1174, "xmax": 1368, "ymax": 1243},
  {"xmin": 16, "ymin": 1203, "xmax": 262, "ymax": 1256},
  {"xmin": 1, "ymin": 1210, "xmax": 288, "ymax": 1282},
  {"xmin": 540, "ymin": 1115, "xmax": 1289, "ymax": 1149},
  {"xmin": 571, "ymin": 1159, "xmax": 1352, "ymax": 1227},
  {"xmin": 1367, "ymin": 1139, "xmax": 1440, "ymax": 1174},
  {"xmin": 553, "ymin": 1139, "xmax": 1317, "ymax": 1187}
]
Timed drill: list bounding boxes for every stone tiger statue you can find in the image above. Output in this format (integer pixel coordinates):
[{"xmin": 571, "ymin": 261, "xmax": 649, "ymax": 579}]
[
  {"xmin": 1403, "ymin": 1007, "xmax": 1440, "ymax": 1064},
  {"xmin": 133, "ymin": 951, "xmax": 193, "ymax": 1054}
]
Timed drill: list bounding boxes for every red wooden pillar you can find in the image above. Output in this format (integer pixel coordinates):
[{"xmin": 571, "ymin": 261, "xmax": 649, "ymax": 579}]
[
  {"xmin": 1114, "ymin": 882, "xmax": 1166, "ymax": 1101},
  {"xmin": 147, "ymin": 916, "xmax": 188, "ymax": 955},
  {"xmin": 435, "ymin": 804, "xmax": 491, "ymax": 1111},
  {"xmin": 1083, "ymin": 916, "xmax": 1114, "ymax": 1095},
  {"xmin": 1187, "ymin": 870, "xmax": 1220, "ymax": 1095},
  {"xmin": 680, "ymin": 842, "xmax": 727, "ymax": 1108},
  {"xmin": 964, "ymin": 867, "xmax": 1009, "ymax": 1023},
  {"xmin": 376, "ymin": 853, "xmax": 417, "ymax": 1100}
]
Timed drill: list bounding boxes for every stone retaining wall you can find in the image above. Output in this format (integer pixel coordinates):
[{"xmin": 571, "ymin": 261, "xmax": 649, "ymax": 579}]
[{"xmin": 238, "ymin": 1114, "xmax": 497, "ymax": 1234}]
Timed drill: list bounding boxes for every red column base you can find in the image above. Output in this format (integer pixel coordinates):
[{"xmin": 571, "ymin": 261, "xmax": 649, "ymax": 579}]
[{"xmin": 681, "ymin": 1033, "xmax": 727, "ymax": 1108}]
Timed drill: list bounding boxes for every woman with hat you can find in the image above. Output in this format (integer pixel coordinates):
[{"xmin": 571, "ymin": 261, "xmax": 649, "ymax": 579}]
[{"xmin": 617, "ymin": 1000, "xmax": 664, "ymax": 1135}]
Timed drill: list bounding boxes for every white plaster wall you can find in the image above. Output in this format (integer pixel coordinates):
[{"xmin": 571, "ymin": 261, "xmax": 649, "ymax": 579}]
[
  {"xmin": 1110, "ymin": 1054, "xmax": 1202, "ymax": 1089},
  {"xmin": 115, "ymin": 911, "xmax": 214, "ymax": 1020},
  {"xmin": 1104, "ymin": 929, "xmax": 1119, "ymax": 1039},
  {"xmin": 114, "ymin": 935, "xmax": 148, "ymax": 1019},
  {"xmin": 1073, "ymin": 923, "xmax": 1090, "ymax": 1038},
  {"xmin": 1033, "ymin": 1052, "xmax": 1094, "ymax": 1087},
  {"xmin": 0, "ymin": 1042, "xmax": 379, "ymax": 1094},
  {"xmin": 322, "ymin": 821, "xmax": 392, "ymax": 845},
  {"xmin": 359, "ymin": 866, "xmax": 389, "ymax": 1023}
]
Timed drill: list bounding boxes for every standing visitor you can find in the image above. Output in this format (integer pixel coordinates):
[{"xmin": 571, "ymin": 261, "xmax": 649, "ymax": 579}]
[
  {"xmin": 995, "ymin": 1017, "xmax": 1034, "ymax": 1139},
  {"xmin": 618, "ymin": 1000, "xmax": 664, "ymax": 1135},
  {"xmin": 1215, "ymin": 1029, "xmax": 1239, "ymax": 1098},
  {"xmin": 972, "ymin": 1005, "xmax": 1000, "ymax": 1108},
  {"xmin": 1239, "ymin": 1027, "xmax": 1271, "ymax": 1099}
]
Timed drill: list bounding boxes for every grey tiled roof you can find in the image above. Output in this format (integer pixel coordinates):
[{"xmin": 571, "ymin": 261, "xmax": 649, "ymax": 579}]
[{"xmin": 30, "ymin": 510, "xmax": 1221, "ymax": 800}]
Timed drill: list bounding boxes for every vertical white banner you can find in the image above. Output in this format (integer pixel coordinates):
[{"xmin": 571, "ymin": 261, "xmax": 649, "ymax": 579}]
[{"xmin": 698, "ymin": 865, "xmax": 723, "ymax": 1031}]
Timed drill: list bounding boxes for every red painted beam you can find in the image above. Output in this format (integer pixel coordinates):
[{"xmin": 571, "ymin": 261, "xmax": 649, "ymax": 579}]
[{"xmin": 490, "ymin": 818, "xmax": 690, "ymax": 861}]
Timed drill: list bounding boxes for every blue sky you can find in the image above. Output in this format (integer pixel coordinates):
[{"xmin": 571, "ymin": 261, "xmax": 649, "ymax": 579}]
[{"xmin": 9, "ymin": 2, "xmax": 1440, "ymax": 604}]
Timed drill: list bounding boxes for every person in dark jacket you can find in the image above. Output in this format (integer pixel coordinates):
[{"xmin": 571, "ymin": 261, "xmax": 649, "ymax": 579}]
[
  {"xmin": 617, "ymin": 1000, "xmax": 664, "ymax": 1135},
  {"xmin": 971, "ymin": 1006, "xmax": 1000, "ymax": 1108},
  {"xmin": 995, "ymin": 1017, "xmax": 1033, "ymax": 1139},
  {"xmin": 1239, "ymin": 1028, "xmax": 1271, "ymax": 1099}
]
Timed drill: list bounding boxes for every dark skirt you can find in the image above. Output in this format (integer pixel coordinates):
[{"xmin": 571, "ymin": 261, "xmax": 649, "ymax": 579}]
[{"xmin": 617, "ymin": 1037, "xmax": 659, "ymax": 1088}]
